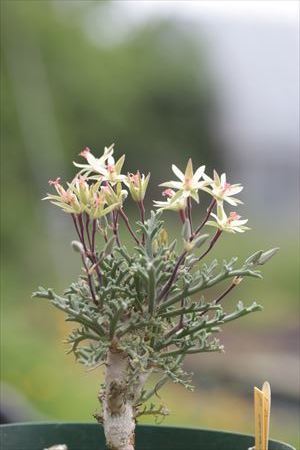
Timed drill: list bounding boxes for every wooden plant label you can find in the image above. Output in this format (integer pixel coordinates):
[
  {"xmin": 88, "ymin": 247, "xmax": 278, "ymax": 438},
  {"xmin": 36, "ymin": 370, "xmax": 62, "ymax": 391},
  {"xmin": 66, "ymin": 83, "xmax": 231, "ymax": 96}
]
[{"xmin": 253, "ymin": 381, "xmax": 271, "ymax": 450}]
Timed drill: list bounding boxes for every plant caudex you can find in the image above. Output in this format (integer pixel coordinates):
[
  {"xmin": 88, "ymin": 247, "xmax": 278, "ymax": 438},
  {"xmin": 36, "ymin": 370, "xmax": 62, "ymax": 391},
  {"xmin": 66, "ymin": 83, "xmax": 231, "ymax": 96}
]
[{"xmin": 33, "ymin": 145, "xmax": 278, "ymax": 450}]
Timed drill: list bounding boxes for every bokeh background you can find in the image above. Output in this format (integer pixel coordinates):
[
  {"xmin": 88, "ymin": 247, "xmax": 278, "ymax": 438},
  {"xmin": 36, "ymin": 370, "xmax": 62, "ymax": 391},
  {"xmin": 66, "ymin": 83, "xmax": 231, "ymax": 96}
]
[{"xmin": 1, "ymin": 0, "xmax": 299, "ymax": 447}]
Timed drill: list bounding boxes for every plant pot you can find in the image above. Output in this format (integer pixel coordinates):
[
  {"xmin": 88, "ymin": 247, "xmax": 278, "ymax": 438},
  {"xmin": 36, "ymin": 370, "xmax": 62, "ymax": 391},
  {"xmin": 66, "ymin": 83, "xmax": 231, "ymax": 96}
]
[{"xmin": 0, "ymin": 423, "xmax": 295, "ymax": 450}]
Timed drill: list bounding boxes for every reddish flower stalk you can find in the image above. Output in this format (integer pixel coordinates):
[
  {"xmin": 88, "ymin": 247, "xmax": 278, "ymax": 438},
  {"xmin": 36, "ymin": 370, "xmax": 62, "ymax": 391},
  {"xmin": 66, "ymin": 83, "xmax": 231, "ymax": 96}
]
[
  {"xmin": 199, "ymin": 279, "xmax": 240, "ymax": 318},
  {"xmin": 77, "ymin": 213, "xmax": 88, "ymax": 253},
  {"xmin": 179, "ymin": 209, "xmax": 186, "ymax": 224},
  {"xmin": 119, "ymin": 209, "xmax": 140, "ymax": 245},
  {"xmin": 85, "ymin": 212, "xmax": 93, "ymax": 251},
  {"xmin": 198, "ymin": 228, "xmax": 222, "ymax": 262},
  {"xmin": 71, "ymin": 213, "xmax": 100, "ymax": 301},
  {"xmin": 92, "ymin": 219, "xmax": 97, "ymax": 253},
  {"xmin": 187, "ymin": 197, "xmax": 193, "ymax": 233},
  {"xmin": 71, "ymin": 213, "xmax": 84, "ymax": 245},
  {"xmin": 192, "ymin": 198, "xmax": 216, "ymax": 238},
  {"xmin": 158, "ymin": 251, "xmax": 187, "ymax": 302},
  {"xmin": 138, "ymin": 201, "xmax": 145, "ymax": 245},
  {"xmin": 112, "ymin": 210, "xmax": 121, "ymax": 247}
]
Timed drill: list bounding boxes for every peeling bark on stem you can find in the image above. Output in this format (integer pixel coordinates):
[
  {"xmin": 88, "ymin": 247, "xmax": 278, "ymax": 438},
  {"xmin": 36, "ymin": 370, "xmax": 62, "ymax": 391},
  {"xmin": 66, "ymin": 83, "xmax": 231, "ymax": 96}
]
[{"xmin": 102, "ymin": 349, "xmax": 149, "ymax": 450}]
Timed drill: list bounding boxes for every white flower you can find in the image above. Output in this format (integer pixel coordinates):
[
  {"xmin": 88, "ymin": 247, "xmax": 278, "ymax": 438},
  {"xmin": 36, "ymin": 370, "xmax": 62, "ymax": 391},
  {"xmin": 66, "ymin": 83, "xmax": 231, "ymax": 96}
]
[
  {"xmin": 202, "ymin": 170, "xmax": 243, "ymax": 206},
  {"xmin": 154, "ymin": 189, "xmax": 187, "ymax": 212},
  {"xmin": 73, "ymin": 144, "xmax": 114, "ymax": 174},
  {"xmin": 124, "ymin": 171, "xmax": 150, "ymax": 202},
  {"xmin": 43, "ymin": 178, "xmax": 83, "ymax": 214},
  {"xmin": 159, "ymin": 159, "xmax": 207, "ymax": 202},
  {"xmin": 95, "ymin": 153, "xmax": 127, "ymax": 184},
  {"xmin": 75, "ymin": 144, "xmax": 127, "ymax": 185},
  {"xmin": 206, "ymin": 204, "xmax": 250, "ymax": 233}
]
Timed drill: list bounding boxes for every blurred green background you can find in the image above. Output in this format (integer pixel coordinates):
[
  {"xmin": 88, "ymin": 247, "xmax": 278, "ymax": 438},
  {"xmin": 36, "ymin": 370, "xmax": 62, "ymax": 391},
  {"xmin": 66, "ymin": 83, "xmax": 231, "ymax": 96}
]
[{"xmin": 1, "ymin": 1, "xmax": 299, "ymax": 448}]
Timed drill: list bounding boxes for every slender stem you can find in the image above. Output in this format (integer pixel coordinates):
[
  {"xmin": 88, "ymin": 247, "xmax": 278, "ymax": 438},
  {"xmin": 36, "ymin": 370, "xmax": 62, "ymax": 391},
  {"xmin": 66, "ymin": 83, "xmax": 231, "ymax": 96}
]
[
  {"xmin": 160, "ymin": 303, "xmax": 220, "ymax": 319},
  {"xmin": 119, "ymin": 208, "xmax": 140, "ymax": 245},
  {"xmin": 192, "ymin": 198, "xmax": 216, "ymax": 238},
  {"xmin": 198, "ymin": 229, "xmax": 222, "ymax": 261},
  {"xmin": 179, "ymin": 209, "xmax": 186, "ymax": 224},
  {"xmin": 112, "ymin": 211, "xmax": 121, "ymax": 247},
  {"xmin": 138, "ymin": 200, "xmax": 145, "ymax": 223},
  {"xmin": 215, "ymin": 279, "xmax": 240, "ymax": 305},
  {"xmin": 187, "ymin": 197, "xmax": 193, "ymax": 234},
  {"xmin": 138, "ymin": 201, "xmax": 145, "ymax": 245},
  {"xmin": 163, "ymin": 321, "xmax": 182, "ymax": 340},
  {"xmin": 85, "ymin": 212, "xmax": 93, "ymax": 251},
  {"xmin": 92, "ymin": 219, "xmax": 97, "ymax": 253},
  {"xmin": 81, "ymin": 254, "xmax": 97, "ymax": 305},
  {"xmin": 138, "ymin": 375, "xmax": 169, "ymax": 404},
  {"xmin": 71, "ymin": 214, "xmax": 99, "ymax": 302},
  {"xmin": 199, "ymin": 278, "xmax": 240, "ymax": 317},
  {"xmin": 158, "ymin": 251, "xmax": 187, "ymax": 302},
  {"xmin": 158, "ymin": 268, "xmax": 260, "ymax": 313},
  {"xmin": 97, "ymin": 219, "xmax": 108, "ymax": 243},
  {"xmin": 77, "ymin": 213, "xmax": 88, "ymax": 252},
  {"xmin": 160, "ymin": 346, "xmax": 219, "ymax": 358},
  {"xmin": 71, "ymin": 213, "xmax": 83, "ymax": 243}
]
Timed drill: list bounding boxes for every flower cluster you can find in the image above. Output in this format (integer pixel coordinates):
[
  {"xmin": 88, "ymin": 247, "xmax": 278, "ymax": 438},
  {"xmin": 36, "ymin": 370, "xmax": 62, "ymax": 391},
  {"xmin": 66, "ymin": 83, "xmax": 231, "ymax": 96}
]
[
  {"xmin": 46, "ymin": 145, "xmax": 249, "ymax": 235},
  {"xmin": 45, "ymin": 145, "xmax": 150, "ymax": 219},
  {"xmin": 155, "ymin": 159, "xmax": 248, "ymax": 234},
  {"xmin": 44, "ymin": 176, "xmax": 122, "ymax": 218}
]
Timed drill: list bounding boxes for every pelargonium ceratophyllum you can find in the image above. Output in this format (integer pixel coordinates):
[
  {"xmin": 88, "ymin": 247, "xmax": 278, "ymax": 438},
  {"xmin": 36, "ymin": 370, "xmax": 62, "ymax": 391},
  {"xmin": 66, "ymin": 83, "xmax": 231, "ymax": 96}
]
[{"xmin": 33, "ymin": 145, "xmax": 278, "ymax": 450}]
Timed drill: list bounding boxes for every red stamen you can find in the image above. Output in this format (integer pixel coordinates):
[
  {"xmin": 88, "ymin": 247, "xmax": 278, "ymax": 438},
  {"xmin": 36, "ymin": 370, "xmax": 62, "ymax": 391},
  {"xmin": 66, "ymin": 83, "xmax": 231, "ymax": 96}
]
[
  {"xmin": 79, "ymin": 147, "xmax": 91, "ymax": 158},
  {"xmin": 228, "ymin": 212, "xmax": 241, "ymax": 223},
  {"xmin": 162, "ymin": 188, "xmax": 175, "ymax": 198},
  {"xmin": 49, "ymin": 177, "xmax": 61, "ymax": 186}
]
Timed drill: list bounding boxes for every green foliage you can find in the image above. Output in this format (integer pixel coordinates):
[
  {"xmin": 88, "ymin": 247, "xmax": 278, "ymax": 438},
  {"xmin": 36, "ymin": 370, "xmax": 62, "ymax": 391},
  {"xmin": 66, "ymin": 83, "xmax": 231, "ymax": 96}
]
[{"xmin": 33, "ymin": 212, "xmax": 275, "ymax": 417}]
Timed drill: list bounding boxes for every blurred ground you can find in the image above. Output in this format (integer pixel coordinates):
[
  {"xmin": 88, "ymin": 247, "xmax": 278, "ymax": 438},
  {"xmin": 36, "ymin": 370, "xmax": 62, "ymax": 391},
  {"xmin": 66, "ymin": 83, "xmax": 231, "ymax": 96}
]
[{"xmin": 1, "ymin": 1, "xmax": 299, "ymax": 448}]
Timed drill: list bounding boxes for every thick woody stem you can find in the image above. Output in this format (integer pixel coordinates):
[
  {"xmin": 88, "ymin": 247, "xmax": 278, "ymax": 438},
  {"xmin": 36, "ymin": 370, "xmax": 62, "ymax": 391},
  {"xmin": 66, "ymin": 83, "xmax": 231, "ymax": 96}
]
[
  {"xmin": 100, "ymin": 349, "xmax": 150, "ymax": 450},
  {"xmin": 102, "ymin": 350, "xmax": 135, "ymax": 450}
]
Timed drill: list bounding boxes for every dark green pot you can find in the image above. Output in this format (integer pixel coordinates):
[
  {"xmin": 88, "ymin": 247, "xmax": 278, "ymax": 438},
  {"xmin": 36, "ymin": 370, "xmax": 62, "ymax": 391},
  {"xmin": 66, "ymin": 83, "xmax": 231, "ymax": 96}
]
[{"xmin": 0, "ymin": 423, "xmax": 295, "ymax": 450}]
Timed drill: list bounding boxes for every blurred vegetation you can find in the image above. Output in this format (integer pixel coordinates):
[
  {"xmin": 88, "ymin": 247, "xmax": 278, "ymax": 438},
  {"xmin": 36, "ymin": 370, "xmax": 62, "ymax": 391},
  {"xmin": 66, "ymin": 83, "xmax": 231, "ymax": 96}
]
[
  {"xmin": 1, "ymin": 1, "xmax": 299, "ymax": 448},
  {"xmin": 2, "ymin": 1, "xmax": 220, "ymax": 261}
]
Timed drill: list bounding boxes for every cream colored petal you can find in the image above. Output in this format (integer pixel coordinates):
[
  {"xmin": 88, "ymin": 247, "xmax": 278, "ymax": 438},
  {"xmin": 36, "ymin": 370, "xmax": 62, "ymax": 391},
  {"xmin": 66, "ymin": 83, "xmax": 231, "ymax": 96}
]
[
  {"xmin": 233, "ymin": 219, "xmax": 248, "ymax": 226},
  {"xmin": 224, "ymin": 197, "xmax": 240, "ymax": 206},
  {"xmin": 159, "ymin": 181, "xmax": 183, "ymax": 189},
  {"xmin": 193, "ymin": 165, "xmax": 206, "ymax": 182},
  {"xmin": 171, "ymin": 164, "xmax": 185, "ymax": 181},
  {"xmin": 190, "ymin": 190, "xmax": 199, "ymax": 203},
  {"xmin": 220, "ymin": 173, "xmax": 227, "ymax": 185},
  {"xmin": 213, "ymin": 170, "xmax": 221, "ymax": 186},
  {"xmin": 206, "ymin": 221, "xmax": 219, "ymax": 228},
  {"xmin": 202, "ymin": 173, "xmax": 213, "ymax": 184},
  {"xmin": 184, "ymin": 158, "xmax": 194, "ymax": 179}
]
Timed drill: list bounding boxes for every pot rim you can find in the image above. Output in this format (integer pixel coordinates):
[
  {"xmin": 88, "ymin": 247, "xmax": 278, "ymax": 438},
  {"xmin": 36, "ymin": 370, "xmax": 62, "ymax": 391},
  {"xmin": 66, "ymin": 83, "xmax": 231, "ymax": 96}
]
[{"xmin": 0, "ymin": 421, "xmax": 295, "ymax": 449}]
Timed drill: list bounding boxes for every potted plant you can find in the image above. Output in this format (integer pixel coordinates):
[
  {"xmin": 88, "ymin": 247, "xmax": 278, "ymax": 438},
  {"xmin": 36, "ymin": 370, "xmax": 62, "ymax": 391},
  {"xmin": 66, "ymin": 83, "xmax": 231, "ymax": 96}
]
[{"xmin": 1, "ymin": 145, "xmax": 294, "ymax": 450}]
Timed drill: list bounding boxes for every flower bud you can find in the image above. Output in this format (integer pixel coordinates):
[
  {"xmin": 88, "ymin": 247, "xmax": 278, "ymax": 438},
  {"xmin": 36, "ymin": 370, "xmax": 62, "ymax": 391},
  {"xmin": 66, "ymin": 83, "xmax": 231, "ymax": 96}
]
[
  {"xmin": 257, "ymin": 248, "xmax": 279, "ymax": 265},
  {"xmin": 193, "ymin": 233, "xmax": 209, "ymax": 249},
  {"xmin": 71, "ymin": 241, "xmax": 84, "ymax": 254}
]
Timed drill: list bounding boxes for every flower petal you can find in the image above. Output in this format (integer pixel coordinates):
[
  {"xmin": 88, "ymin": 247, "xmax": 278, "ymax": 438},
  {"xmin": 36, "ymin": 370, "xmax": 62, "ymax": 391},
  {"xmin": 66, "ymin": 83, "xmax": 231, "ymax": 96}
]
[
  {"xmin": 159, "ymin": 181, "xmax": 183, "ymax": 189},
  {"xmin": 171, "ymin": 164, "xmax": 185, "ymax": 181},
  {"xmin": 193, "ymin": 165, "xmax": 206, "ymax": 182},
  {"xmin": 184, "ymin": 158, "xmax": 194, "ymax": 179}
]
